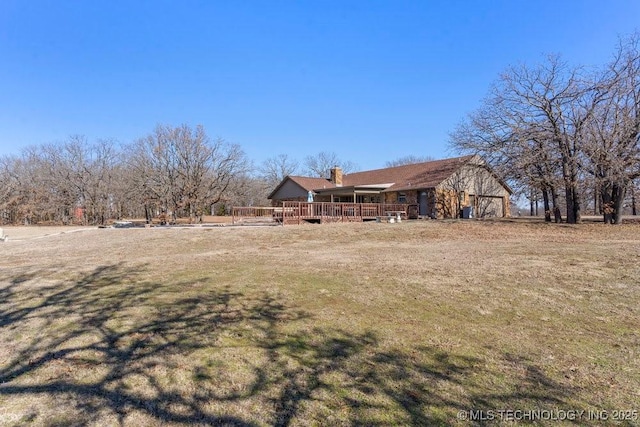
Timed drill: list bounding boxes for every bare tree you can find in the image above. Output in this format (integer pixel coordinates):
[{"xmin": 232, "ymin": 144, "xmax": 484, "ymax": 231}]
[
  {"xmin": 129, "ymin": 124, "xmax": 248, "ymax": 223},
  {"xmin": 215, "ymin": 173, "xmax": 271, "ymax": 214},
  {"xmin": 30, "ymin": 137, "xmax": 121, "ymax": 225},
  {"xmin": 84, "ymin": 139, "xmax": 120, "ymax": 224},
  {"xmin": 0, "ymin": 125, "xmax": 252, "ymax": 225},
  {"xmin": 516, "ymin": 136, "xmax": 564, "ymax": 222},
  {"xmin": 0, "ymin": 155, "xmax": 25, "ymax": 224},
  {"xmin": 451, "ymin": 55, "xmax": 609, "ymax": 224},
  {"xmin": 583, "ymin": 34, "xmax": 640, "ymax": 224},
  {"xmin": 385, "ymin": 155, "xmax": 434, "ymax": 167},
  {"xmin": 259, "ymin": 154, "xmax": 299, "ymax": 187},
  {"xmin": 303, "ymin": 151, "xmax": 358, "ymax": 177},
  {"xmin": 1, "ymin": 145, "xmax": 69, "ymax": 225},
  {"xmin": 500, "ymin": 57, "xmax": 608, "ymax": 224}
]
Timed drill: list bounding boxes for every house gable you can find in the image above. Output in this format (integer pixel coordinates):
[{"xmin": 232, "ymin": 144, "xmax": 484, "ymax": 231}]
[
  {"xmin": 434, "ymin": 160, "xmax": 511, "ymax": 218},
  {"xmin": 268, "ymin": 176, "xmax": 335, "ymax": 200},
  {"xmin": 436, "ymin": 160, "xmax": 511, "ymax": 198}
]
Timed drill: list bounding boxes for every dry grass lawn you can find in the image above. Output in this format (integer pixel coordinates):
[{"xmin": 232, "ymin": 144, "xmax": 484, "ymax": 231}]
[{"xmin": 0, "ymin": 219, "xmax": 639, "ymax": 426}]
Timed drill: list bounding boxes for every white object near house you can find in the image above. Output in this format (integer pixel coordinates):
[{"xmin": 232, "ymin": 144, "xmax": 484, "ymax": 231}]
[{"xmin": 0, "ymin": 228, "xmax": 6, "ymax": 242}]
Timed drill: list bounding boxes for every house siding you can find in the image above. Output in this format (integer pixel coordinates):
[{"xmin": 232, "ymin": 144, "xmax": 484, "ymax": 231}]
[
  {"xmin": 405, "ymin": 190, "xmax": 418, "ymax": 204},
  {"xmin": 436, "ymin": 164, "xmax": 510, "ymax": 218},
  {"xmin": 269, "ymin": 180, "xmax": 308, "ymax": 206}
]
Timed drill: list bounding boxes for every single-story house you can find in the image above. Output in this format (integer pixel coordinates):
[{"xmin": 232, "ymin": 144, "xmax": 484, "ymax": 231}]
[{"xmin": 268, "ymin": 155, "xmax": 512, "ymax": 218}]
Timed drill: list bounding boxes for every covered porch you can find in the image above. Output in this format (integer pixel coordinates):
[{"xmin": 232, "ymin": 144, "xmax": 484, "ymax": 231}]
[{"xmin": 312, "ymin": 184, "xmax": 392, "ymax": 204}]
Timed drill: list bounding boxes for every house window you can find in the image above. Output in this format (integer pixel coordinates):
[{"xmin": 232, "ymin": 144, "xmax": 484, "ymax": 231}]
[{"xmin": 398, "ymin": 193, "xmax": 407, "ymax": 203}]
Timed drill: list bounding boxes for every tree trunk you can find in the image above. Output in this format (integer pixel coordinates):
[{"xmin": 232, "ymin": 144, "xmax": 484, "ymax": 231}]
[
  {"xmin": 551, "ymin": 187, "xmax": 562, "ymax": 223},
  {"xmin": 189, "ymin": 201, "xmax": 196, "ymax": 224},
  {"xmin": 601, "ymin": 182, "xmax": 626, "ymax": 225},
  {"xmin": 593, "ymin": 182, "xmax": 601, "ymax": 215},
  {"xmin": 144, "ymin": 204, "xmax": 152, "ymax": 224},
  {"xmin": 565, "ymin": 187, "xmax": 575, "ymax": 224},
  {"xmin": 611, "ymin": 183, "xmax": 626, "ymax": 225},
  {"xmin": 542, "ymin": 187, "xmax": 551, "ymax": 222},
  {"xmin": 602, "ymin": 184, "xmax": 613, "ymax": 224},
  {"xmin": 530, "ymin": 187, "xmax": 535, "ymax": 216},
  {"xmin": 563, "ymin": 176, "xmax": 582, "ymax": 224},
  {"xmin": 560, "ymin": 151, "xmax": 581, "ymax": 224}
]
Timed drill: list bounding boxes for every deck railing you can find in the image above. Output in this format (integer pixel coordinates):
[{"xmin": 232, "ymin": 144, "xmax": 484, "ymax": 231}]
[
  {"xmin": 231, "ymin": 206, "xmax": 280, "ymax": 224},
  {"xmin": 232, "ymin": 202, "xmax": 409, "ymax": 225}
]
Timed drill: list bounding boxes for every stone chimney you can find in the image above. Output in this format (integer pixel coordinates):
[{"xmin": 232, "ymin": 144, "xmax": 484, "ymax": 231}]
[{"xmin": 330, "ymin": 166, "xmax": 343, "ymax": 186}]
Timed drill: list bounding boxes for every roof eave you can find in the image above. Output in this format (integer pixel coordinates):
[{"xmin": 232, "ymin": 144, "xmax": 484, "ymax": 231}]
[
  {"xmin": 314, "ymin": 184, "xmax": 392, "ymax": 194},
  {"xmin": 382, "ymin": 185, "xmax": 436, "ymax": 193}
]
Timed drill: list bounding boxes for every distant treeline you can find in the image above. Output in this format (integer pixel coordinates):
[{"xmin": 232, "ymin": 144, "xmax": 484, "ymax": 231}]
[
  {"xmin": 0, "ymin": 124, "xmax": 368, "ymax": 225},
  {"xmin": 0, "ymin": 125, "xmax": 264, "ymax": 225}
]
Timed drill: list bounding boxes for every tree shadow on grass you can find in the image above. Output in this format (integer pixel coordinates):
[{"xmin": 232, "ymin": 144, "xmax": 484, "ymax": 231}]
[{"xmin": 0, "ymin": 264, "xmax": 597, "ymax": 426}]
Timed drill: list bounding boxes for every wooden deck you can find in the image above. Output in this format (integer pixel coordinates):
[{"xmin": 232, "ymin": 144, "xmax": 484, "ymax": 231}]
[{"xmin": 232, "ymin": 202, "xmax": 409, "ymax": 225}]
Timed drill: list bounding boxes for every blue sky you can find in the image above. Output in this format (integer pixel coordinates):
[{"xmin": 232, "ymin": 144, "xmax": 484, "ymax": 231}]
[{"xmin": 1, "ymin": 1, "xmax": 639, "ymax": 171}]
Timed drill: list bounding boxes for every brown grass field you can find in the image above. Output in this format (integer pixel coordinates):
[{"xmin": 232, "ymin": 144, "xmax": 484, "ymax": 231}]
[{"xmin": 0, "ymin": 219, "xmax": 639, "ymax": 426}]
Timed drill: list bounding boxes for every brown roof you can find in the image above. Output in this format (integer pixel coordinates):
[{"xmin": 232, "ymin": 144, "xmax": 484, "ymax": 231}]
[
  {"xmin": 340, "ymin": 155, "xmax": 476, "ymax": 191},
  {"xmin": 268, "ymin": 155, "xmax": 508, "ymax": 200},
  {"xmin": 290, "ymin": 176, "xmax": 336, "ymax": 191}
]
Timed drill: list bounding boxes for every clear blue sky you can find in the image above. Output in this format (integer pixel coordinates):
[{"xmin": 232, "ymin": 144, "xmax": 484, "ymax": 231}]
[{"xmin": 1, "ymin": 0, "xmax": 638, "ymax": 171}]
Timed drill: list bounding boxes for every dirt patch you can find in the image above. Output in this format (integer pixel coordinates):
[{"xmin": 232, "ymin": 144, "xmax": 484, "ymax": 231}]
[{"xmin": 0, "ymin": 226, "xmax": 96, "ymax": 241}]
